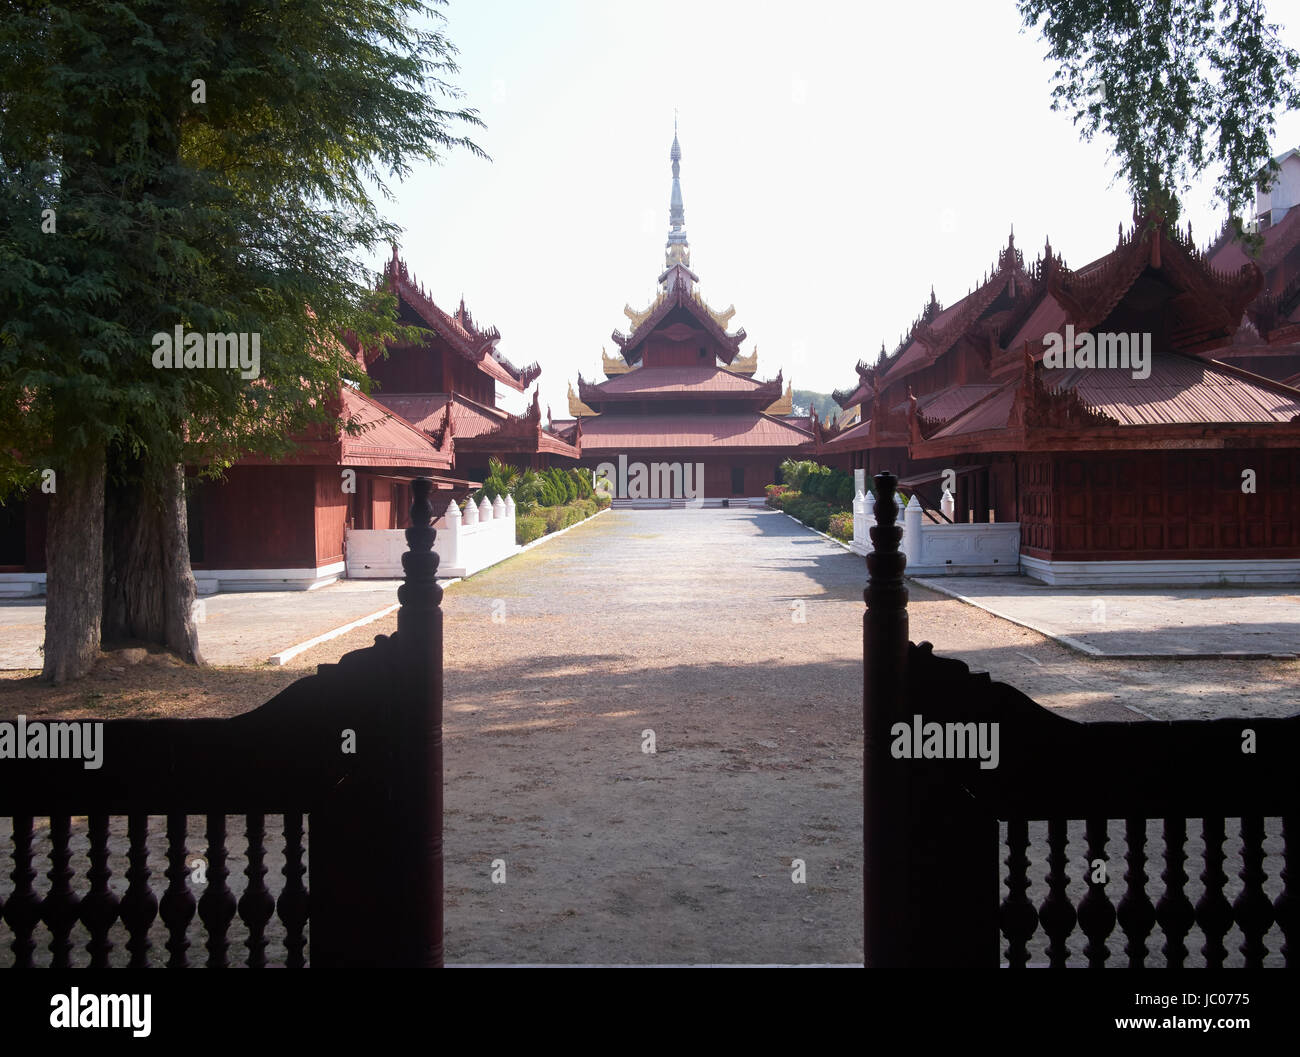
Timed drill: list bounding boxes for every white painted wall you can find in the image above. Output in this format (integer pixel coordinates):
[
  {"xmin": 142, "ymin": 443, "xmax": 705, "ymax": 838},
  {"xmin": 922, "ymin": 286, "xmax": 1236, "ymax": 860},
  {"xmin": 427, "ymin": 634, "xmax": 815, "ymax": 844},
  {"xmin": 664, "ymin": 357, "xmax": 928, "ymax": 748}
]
[{"xmin": 345, "ymin": 496, "xmax": 519, "ymax": 580}]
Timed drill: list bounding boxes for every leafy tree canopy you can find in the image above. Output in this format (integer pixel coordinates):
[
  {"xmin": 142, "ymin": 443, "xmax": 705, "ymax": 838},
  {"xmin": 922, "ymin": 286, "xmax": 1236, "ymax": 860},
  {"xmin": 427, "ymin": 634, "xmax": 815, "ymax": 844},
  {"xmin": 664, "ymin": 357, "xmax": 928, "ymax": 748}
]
[
  {"xmin": 0, "ymin": 0, "xmax": 484, "ymax": 495},
  {"xmin": 1018, "ymin": 0, "xmax": 1300, "ymax": 228}
]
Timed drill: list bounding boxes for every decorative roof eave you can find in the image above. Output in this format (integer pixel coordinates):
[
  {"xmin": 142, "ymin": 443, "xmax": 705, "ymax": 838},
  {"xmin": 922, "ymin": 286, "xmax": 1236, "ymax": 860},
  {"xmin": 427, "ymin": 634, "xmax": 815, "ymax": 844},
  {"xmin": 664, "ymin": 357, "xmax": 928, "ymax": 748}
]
[
  {"xmin": 601, "ymin": 348, "xmax": 633, "ymax": 376},
  {"xmin": 882, "ymin": 258, "xmax": 1031, "ymax": 390},
  {"xmin": 833, "ymin": 357, "xmax": 879, "ymax": 409},
  {"xmin": 568, "ymin": 382, "xmax": 598, "ymax": 417},
  {"xmin": 726, "ymin": 349, "xmax": 758, "ymax": 375},
  {"xmin": 869, "ymin": 231, "xmax": 1034, "ymax": 387},
  {"xmin": 611, "ymin": 280, "xmax": 747, "ymax": 363},
  {"xmin": 1046, "ymin": 215, "xmax": 1263, "ymax": 342},
  {"xmin": 383, "ymin": 249, "xmax": 538, "ymax": 389},
  {"xmin": 764, "ymin": 382, "xmax": 793, "ymax": 416}
]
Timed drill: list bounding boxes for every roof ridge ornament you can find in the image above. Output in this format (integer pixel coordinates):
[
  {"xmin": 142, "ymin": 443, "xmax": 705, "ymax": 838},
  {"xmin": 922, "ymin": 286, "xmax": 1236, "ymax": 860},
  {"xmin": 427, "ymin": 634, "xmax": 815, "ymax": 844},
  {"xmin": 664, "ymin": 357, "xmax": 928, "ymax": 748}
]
[{"xmin": 665, "ymin": 118, "xmax": 691, "ymax": 273}]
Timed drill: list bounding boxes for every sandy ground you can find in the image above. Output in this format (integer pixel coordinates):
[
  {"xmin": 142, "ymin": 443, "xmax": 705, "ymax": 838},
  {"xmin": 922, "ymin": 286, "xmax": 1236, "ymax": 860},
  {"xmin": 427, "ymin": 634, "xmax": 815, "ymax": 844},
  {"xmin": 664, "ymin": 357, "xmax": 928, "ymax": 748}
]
[{"xmin": 1, "ymin": 509, "xmax": 1295, "ymax": 965}]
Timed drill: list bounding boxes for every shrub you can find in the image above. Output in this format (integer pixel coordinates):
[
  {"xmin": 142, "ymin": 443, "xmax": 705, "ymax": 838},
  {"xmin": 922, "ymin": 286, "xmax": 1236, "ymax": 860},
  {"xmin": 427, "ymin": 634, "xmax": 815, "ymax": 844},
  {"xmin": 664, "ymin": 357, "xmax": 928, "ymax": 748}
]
[
  {"xmin": 779, "ymin": 458, "xmax": 820, "ymax": 491},
  {"xmin": 835, "ymin": 475, "xmax": 855, "ymax": 507},
  {"xmin": 828, "ymin": 511, "xmax": 854, "ymax": 541},
  {"xmin": 516, "ymin": 516, "xmax": 546, "ymax": 544},
  {"xmin": 765, "ymin": 483, "xmax": 788, "ymax": 508},
  {"xmin": 594, "ymin": 494, "xmax": 612, "ymax": 510}
]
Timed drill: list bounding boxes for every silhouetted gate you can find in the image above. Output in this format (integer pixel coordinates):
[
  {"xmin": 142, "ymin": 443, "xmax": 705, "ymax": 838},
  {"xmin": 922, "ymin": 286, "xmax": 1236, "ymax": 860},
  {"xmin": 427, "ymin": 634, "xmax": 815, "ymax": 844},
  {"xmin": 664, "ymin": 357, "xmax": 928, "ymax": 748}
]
[
  {"xmin": 863, "ymin": 471, "xmax": 1297, "ymax": 967},
  {"xmin": 0, "ymin": 479, "xmax": 445, "ymax": 968}
]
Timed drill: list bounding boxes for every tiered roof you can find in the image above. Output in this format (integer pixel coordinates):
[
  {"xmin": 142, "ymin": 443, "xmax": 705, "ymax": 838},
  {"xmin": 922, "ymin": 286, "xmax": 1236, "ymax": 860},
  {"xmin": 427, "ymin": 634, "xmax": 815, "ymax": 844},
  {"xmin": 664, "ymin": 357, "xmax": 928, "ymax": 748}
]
[
  {"xmin": 377, "ymin": 248, "xmax": 541, "ymax": 391},
  {"xmin": 821, "ymin": 216, "xmax": 1299, "ymax": 459}
]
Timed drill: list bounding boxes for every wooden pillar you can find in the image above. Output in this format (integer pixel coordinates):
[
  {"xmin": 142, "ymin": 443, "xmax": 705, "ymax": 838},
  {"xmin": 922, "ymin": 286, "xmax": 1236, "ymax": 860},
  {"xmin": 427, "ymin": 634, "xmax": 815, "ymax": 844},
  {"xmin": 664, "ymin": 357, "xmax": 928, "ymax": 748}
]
[
  {"xmin": 392, "ymin": 477, "xmax": 445, "ymax": 966},
  {"xmin": 863, "ymin": 471, "xmax": 909, "ymax": 966}
]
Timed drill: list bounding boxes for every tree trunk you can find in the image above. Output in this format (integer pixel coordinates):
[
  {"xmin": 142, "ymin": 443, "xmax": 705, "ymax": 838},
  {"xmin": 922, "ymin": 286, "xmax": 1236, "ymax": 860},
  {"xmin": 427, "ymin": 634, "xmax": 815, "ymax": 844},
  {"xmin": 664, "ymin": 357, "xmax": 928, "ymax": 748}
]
[
  {"xmin": 42, "ymin": 444, "xmax": 106, "ymax": 683},
  {"xmin": 103, "ymin": 457, "xmax": 203, "ymax": 664}
]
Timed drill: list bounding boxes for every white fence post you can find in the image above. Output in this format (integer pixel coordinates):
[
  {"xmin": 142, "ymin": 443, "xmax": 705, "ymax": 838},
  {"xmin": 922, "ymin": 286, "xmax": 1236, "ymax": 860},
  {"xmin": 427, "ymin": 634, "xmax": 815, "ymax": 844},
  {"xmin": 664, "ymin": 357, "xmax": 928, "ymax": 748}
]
[
  {"xmin": 903, "ymin": 493, "xmax": 922, "ymax": 566},
  {"xmin": 442, "ymin": 499, "xmax": 462, "ymax": 572},
  {"xmin": 941, "ymin": 488, "xmax": 955, "ymax": 522},
  {"xmin": 463, "ymin": 497, "xmax": 478, "ymax": 526}
]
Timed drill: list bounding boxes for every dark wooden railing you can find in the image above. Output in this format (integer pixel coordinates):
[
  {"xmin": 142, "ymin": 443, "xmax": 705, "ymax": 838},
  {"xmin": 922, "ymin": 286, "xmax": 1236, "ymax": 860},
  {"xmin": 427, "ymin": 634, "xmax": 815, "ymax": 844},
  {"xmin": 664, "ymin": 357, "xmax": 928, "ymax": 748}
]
[
  {"xmin": 863, "ymin": 470, "xmax": 1297, "ymax": 967},
  {"xmin": 0, "ymin": 478, "xmax": 445, "ymax": 968}
]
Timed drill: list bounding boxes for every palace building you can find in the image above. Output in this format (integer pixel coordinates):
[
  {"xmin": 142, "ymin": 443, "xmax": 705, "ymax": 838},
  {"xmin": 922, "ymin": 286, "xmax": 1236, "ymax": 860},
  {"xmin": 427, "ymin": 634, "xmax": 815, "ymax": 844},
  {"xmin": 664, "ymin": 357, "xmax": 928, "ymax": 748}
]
[
  {"xmin": 820, "ymin": 180, "xmax": 1300, "ymax": 584},
  {"xmin": 0, "ymin": 253, "xmax": 577, "ymax": 596},
  {"xmin": 551, "ymin": 127, "xmax": 814, "ymax": 502}
]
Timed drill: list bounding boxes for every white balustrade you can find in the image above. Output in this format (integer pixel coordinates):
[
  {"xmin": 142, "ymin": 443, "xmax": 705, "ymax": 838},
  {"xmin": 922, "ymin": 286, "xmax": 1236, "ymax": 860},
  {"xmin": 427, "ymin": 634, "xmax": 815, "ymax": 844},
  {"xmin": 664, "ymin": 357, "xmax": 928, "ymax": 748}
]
[
  {"xmin": 849, "ymin": 487, "xmax": 1019, "ymax": 573},
  {"xmin": 345, "ymin": 491, "xmax": 519, "ymax": 579}
]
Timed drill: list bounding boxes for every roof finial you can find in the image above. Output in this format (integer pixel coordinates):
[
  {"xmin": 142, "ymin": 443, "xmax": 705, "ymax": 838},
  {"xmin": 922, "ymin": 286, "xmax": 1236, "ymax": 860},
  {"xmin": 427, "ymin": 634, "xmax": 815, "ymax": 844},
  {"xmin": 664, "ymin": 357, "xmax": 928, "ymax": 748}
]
[{"xmin": 665, "ymin": 116, "xmax": 690, "ymax": 270}]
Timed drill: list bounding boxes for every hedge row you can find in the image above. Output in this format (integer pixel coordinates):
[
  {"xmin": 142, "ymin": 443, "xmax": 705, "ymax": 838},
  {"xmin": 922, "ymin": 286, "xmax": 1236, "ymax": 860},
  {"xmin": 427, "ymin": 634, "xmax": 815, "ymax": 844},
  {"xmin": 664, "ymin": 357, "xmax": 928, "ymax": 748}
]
[{"xmin": 515, "ymin": 495, "xmax": 608, "ymax": 545}]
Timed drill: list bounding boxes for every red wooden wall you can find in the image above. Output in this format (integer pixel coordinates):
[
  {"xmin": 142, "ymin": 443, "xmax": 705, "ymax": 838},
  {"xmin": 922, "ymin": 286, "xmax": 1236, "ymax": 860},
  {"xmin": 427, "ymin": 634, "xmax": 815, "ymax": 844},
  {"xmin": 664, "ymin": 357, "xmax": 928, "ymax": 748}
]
[{"xmin": 1020, "ymin": 449, "xmax": 1300, "ymax": 561}]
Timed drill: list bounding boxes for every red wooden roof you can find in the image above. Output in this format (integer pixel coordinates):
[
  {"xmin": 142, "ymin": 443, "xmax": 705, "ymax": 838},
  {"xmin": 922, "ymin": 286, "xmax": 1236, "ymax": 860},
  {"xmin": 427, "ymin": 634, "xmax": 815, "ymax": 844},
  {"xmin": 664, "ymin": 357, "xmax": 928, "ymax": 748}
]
[
  {"xmin": 592, "ymin": 364, "xmax": 773, "ymax": 395},
  {"xmin": 372, "ymin": 391, "xmax": 580, "ymax": 459},
  {"xmin": 928, "ymin": 386, "xmax": 1018, "ymax": 440},
  {"xmin": 928, "ymin": 354, "xmax": 1300, "ymax": 442},
  {"xmin": 375, "ymin": 392, "xmax": 505, "ymax": 438},
  {"xmin": 380, "ymin": 251, "xmax": 541, "ymax": 391},
  {"xmin": 337, "ymin": 387, "xmax": 452, "ymax": 468},
  {"xmin": 1208, "ymin": 206, "xmax": 1300, "ymax": 277},
  {"xmin": 819, "ymin": 416, "xmax": 873, "ymax": 452},
  {"xmin": 577, "ymin": 411, "xmax": 814, "ymax": 451}
]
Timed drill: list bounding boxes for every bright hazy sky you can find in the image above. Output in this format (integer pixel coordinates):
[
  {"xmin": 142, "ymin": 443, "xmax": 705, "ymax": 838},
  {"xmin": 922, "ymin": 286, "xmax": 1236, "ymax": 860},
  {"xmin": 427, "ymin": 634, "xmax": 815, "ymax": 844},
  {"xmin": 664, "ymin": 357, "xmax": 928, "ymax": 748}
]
[{"xmin": 365, "ymin": 0, "xmax": 1300, "ymax": 415}]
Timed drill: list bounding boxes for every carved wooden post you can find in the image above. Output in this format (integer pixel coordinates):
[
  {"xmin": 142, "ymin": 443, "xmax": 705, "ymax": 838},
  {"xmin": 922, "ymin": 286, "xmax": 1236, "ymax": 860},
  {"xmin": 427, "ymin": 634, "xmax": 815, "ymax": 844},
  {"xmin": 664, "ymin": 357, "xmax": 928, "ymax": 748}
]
[
  {"xmin": 863, "ymin": 471, "xmax": 909, "ymax": 966},
  {"xmin": 394, "ymin": 477, "xmax": 445, "ymax": 967},
  {"xmin": 310, "ymin": 476, "xmax": 445, "ymax": 967}
]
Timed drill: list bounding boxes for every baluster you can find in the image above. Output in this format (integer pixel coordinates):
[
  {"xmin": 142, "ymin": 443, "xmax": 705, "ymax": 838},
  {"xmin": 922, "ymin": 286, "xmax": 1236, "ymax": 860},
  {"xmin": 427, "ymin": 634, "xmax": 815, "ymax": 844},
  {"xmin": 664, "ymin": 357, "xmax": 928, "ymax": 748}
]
[
  {"xmin": 1117, "ymin": 817, "xmax": 1157, "ymax": 967},
  {"xmin": 41, "ymin": 814, "xmax": 80, "ymax": 967},
  {"xmin": 80, "ymin": 813, "xmax": 120, "ymax": 967},
  {"xmin": 277, "ymin": 812, "xmax": 309, "ymax": 968},
  {"xmin": 1195, "ymin": 816, "xmax": 1233, "ymax": 968},
  {"xmin": 238, "ymin": 813, "xmax": 275, "ymax": 968},
  {"xmin": 1232, "ymin": 815, "xmax": 1273, "ymax": 968},
  {"xmin": 159, "ymin": 813, "xmax": 195, "ymax": 968},
  {"xmin": 1077, "ymin": 817, "xmax": 1115, "ymax": 967},
  {"xmin": 3, "ymin": 814, "xmax": 40, "ymax": 967},
  {"xmin": 1000, "ymin": 818, "xmax": 1036, "ymax": 968},
  {"xmin": 1156, "ymin": 817, "xmax": 1194, "ymax": 967},
  {"xmin": 1037, "ymin": 818, "xmax": 1077, "ymax": 967},
  {"xmin": 197, "ymin": 814, "xmax": 236, "ymax": 967},
  {"xmin": 1276, "ymin": 816, "xmax": 1294, "ymax": 966},
  {"xmin": 120, "ymin": 814, "xmax": 158, "ymax": 967}
]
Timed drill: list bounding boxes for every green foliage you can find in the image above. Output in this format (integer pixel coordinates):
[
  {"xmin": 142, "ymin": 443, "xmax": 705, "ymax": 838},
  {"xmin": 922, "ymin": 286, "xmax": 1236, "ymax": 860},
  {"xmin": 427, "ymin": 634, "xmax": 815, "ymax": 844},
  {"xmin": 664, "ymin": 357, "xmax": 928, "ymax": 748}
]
[
  {"xmin": 791, "ymin": 390, "xmax": 839, "ymax": 419},
  {"xmin": 828, "ymin": 511, "xmax": 854, "ymax": 542},
  {"xmin": 1018, "ymin": 0, "xmax": 1300, "ymax": 227},
  {"xmin": 788, "ymin": 463, "xmax": 853, "ymax": 510},
  {"xmin": 474, "ymin": 456, "xmax": 523, "ymax": 506},
  {"xmin": 515, "ymin": 515, "xmax": 546, "ymax": 545},
  {"xmin": 0, "ymin": 1, "xmax": 487, "ymax": 499},
  {"xmin": 778, "ymin": 459, "xmax": 820, "ymax": 491}
]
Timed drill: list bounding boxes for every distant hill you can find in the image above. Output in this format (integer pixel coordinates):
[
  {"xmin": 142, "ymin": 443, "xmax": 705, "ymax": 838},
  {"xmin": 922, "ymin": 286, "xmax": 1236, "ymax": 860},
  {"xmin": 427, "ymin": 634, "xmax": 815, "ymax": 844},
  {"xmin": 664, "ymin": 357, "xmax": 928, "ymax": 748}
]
[{"xmin": 791, "ymin": 390, "xmax": 840, "ymax": 419}]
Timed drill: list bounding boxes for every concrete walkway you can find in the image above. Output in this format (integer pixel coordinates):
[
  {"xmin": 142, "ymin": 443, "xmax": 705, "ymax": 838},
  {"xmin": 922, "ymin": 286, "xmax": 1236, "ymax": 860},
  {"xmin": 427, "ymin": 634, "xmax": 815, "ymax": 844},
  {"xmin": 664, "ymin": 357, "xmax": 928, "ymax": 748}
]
[
  {"xmin": 0, "ymin": 580, "xmax": 404, "ymax": 669},
  {"xmin": 914, "ymin": 575, "xmax": 1300, "ymax": 657}
]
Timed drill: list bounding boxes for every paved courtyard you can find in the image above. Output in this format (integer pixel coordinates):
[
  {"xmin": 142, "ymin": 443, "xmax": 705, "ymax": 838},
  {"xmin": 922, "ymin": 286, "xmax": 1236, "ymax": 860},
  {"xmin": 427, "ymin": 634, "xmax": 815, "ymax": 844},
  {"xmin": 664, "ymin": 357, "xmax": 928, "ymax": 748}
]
[
  {"xmin": 915, "ymin": 575, "xmax": 1300, "ymax": 658},
  {"xmin": 0, "ymin": 579, "xmax": 403, "ymax": 669}
]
